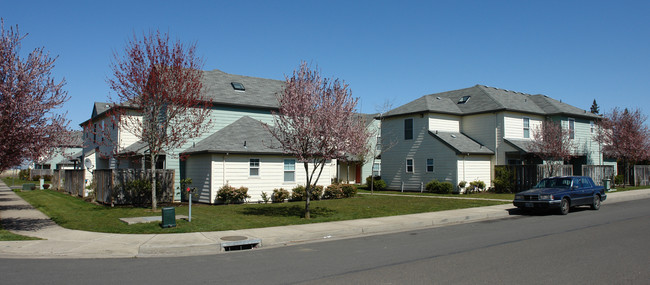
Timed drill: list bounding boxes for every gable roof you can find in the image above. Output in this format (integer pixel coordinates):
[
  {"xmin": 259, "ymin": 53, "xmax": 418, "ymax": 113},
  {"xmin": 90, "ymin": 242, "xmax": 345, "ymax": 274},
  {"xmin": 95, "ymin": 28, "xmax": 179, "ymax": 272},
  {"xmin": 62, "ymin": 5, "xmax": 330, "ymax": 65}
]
[
  {"xmin": 201, "ymin": 69, "xmax": 284, "ymax": 110},
  {"xmin": 429, "ymin": 130, "xmax": 494, "ymax": 155},
  {"xmin": 384, "ymin": 85, "xmax": 599, "ymax": 119},
  {"xmin": 182, "ymin": 116, "xmax": 283, "ymax": 155}
]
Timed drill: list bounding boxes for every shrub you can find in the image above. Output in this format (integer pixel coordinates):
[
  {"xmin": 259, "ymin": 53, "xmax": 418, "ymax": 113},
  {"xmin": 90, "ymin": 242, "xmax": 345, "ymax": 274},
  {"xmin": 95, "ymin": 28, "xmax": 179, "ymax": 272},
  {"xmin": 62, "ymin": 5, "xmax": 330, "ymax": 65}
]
[
  {"xmin": 426, "ymin": 179, "xmax": 453, "ymax": 194},
  {"xmin": 341, "ymin": 184, "xmax": 358, "ymax": 198},
  {"xmin": 366, "ymin": 175, "xmax": 387, "ymax": 191},
  {"xmin": 260, "ymin": 192, "xmax": 270, "ymax": 204},
  {"xmin": 18, "ymin": 169, "xmax": 30, "ymax": 180},
  {"xmin": 119, "ymin": 179, "xmax": 154, "ymax": 206},
  {"xmin": 493, "ymin": 166, "xmax": 513, "ymax": 193},
  {"xmin": 615, "ymin": 175, "xmax": 624, "ymax": 185},
  {"xmin": 271, "ymin": 188, "xmax": 290, "ymax": 203},
  {"xmin": 458, "ymin": 181, "xmax": 467, "ymax": 188},
  {"xmin": 469, "ymin": 180, "xmax": 486, "ymax": 192},
  {"xmin": 42, "ymin": 175, "xmax": 53, "ymax": 182},
  {"xmin": 291, "ymin": 185, "xmax": 323, "ymax": 201},
  {"xmin": 216, "ymin": 184, "xmax": 250, "ymax": 204},
  {"xmin": 43, "ymin": 184, "xmax": 50, "ymax": 189},
  {"xmin": 323, "ymin": 184, "xmax": 344, "ymax": 200},
  {"xmin": 32, "ymin": 175, "xmax": 41, "ymax": 181}
]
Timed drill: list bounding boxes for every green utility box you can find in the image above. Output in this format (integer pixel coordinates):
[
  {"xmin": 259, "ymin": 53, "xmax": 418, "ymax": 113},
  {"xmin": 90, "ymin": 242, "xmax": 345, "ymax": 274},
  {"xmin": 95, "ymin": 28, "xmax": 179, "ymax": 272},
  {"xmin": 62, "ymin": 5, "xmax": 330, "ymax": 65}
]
[
  {"xmin": 161, "ymin": 207, "xmax": 176, "ymax": 228},
  {"xmin": 22, "ymin": 183, "xmax": 35, "ymax": 190}
]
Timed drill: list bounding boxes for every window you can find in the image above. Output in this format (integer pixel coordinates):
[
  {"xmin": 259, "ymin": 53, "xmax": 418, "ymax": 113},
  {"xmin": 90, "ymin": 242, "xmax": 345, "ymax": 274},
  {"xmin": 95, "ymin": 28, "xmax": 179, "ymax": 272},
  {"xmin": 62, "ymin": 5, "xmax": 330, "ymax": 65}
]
[
  {"xmin": 590, "ymin": 121, "xmax": 595, "ymax": 134},
  {"xmin": 93, "ymin": 123, "xmax": 97, "ymax": 142},
  {"xmin": 372, "ymin": 162, "xmax": 381, "ymax": 176},
  {"xmin": 231, "ymin": 82, "xmax": 245, "ymax": 91},
  {"xmin": 569, "ymin": 118, "xmax": 575, "ymax": 139},
  {"xmin": 426, "ymin": 158, "xmax": 434, "ymax": 172},
  {"xmin": 404, "ymin": 118, "xmax": 413, "ymax": 140},
  {"xmin": 284, "ymin": 159, "xmax": 295, "ymax": 182},
  {"xmin": 458, "ymin": 95, "xmax": 471, "ymax": 104},
  {"xmin": 249, "ymin": 158, "xmax": 260, "ymax": 176},
  {"xmin": 523, "ymin": 117, "xmax": 530, "ymax": 138},
  {"xmin": 406, "ymin": 159, "xmax": 414, "ymax": 173},
  {"xmin": 375, "ymin": 136, "xmax": 381, "ymax": 152}
]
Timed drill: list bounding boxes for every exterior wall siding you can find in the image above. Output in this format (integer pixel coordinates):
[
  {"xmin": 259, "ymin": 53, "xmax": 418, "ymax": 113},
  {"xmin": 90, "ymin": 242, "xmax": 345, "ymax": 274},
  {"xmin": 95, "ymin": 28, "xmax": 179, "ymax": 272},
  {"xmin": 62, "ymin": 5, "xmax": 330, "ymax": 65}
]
[
  {"xmin": 203, "ymin": 154, "xmax": 335, "ymax": 204},
  {"xmin": 185, "ymin": 153, "xmax": 212, "ymax": 203},
  {"xmin": 457, "ymin": 155, "xmax": 492, "ymax": 187},
  {"xmin": 428, "ymin": 114, "xmax": 460, "ymax": 132},
  {"xmin": 381, "ymin": 115, "xmax": 458, "ymax": 191}
]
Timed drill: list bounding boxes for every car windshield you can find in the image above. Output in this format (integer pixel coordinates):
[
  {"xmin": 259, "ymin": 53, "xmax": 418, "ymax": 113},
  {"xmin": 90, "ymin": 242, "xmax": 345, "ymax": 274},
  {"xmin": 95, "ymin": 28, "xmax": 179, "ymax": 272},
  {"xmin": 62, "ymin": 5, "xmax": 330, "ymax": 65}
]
[{"xmin": 535, "ymin": 178, "xmax": 572, "ymax": 189}]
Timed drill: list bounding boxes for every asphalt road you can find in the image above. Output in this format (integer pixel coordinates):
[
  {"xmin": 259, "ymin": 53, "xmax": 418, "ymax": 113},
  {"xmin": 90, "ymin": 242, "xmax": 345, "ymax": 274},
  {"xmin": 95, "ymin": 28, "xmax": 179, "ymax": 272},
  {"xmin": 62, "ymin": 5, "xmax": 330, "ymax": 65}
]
[{"xmin": 1, "ymin": 198, "xmax": 649, "ymax": 285}]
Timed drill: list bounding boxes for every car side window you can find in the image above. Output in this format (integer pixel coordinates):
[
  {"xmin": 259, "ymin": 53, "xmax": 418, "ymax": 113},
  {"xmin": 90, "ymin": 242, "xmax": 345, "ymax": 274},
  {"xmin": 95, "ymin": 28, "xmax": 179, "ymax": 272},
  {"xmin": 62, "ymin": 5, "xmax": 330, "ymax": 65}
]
[
  {"xmin": 572, "ymin": 178, "xmax": 582, "ymax": 189},
  {"xmin": 581, "ymin": 177, "xmax": 593, "ymax": 188}
]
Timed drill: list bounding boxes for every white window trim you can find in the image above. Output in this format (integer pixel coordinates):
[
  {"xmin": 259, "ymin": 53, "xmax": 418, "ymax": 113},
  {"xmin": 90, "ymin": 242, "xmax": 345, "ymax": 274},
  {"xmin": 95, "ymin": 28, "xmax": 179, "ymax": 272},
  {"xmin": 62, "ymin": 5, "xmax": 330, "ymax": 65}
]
[
  {"xmin": 404, "ymin": 118, "xmax": 414, "ymax": 140},
  {"xmin": 568, "ymin": 118, "xmax": 575, "ymax": 139},
  {"xmin": 523, "ymin": 117, "xmax": 530, "ymax": 139},
  {"xmin": 406, "ymin": 158, "xmax": 414, "ymax": 173},
  {"xmin": 249, "ymin": 158, "xmax": 260, "ymax": 177},
  {"xmin": 284, "ymin": 159, "xmax": 296, "ymax": 182}
]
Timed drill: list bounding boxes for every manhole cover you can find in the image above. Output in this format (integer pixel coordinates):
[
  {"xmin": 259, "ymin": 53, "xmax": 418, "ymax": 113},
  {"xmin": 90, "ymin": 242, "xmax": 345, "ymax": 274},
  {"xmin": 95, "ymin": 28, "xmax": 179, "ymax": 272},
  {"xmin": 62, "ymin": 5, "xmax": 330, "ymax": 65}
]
[{"xmin": 221, "ymin": 236, "xmax": 248, "ymax": 241}]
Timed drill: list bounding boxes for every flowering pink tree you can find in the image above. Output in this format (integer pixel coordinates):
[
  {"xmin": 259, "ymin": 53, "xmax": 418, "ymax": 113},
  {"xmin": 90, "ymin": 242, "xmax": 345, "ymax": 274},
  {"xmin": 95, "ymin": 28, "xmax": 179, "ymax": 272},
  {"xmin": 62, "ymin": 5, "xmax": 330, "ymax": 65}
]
[
  {"xmin": 106, "ymin": 30, "xmax": 210, "ymax": 210},
  {"xmin": 266, "ymin": 62, "xmax": 370, "ymax": 219},
  {"xmin": 529, "ymin": 120, "xmax": 575, "ymax": 177},
  {"xmin": 595, "ymin": 108, "xmax": 650, "ymax": 185},
  {"xmin": 0, "ymin": 19, "xmax": 71, "ymax": 171}
]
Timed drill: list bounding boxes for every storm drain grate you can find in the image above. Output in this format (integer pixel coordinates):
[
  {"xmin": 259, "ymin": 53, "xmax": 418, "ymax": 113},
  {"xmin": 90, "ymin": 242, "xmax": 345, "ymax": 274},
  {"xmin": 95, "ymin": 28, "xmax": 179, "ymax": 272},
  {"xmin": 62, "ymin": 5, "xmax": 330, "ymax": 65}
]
[{"xmin": 220, "ymin": 236, "xmax": 261, "ymax": 252}]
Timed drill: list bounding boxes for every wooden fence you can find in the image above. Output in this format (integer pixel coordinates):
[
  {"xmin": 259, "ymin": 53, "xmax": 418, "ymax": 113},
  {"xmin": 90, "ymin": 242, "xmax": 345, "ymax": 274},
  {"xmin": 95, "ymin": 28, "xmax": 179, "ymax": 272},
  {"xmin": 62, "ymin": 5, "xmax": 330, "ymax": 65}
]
[
  {"xmin": 30, "ymin": 169, "xmax": 53, "ymax": 179},
  {"xmin": 63, "ymin": 170, "xmax": 85, "ymax": 196},
  {"xmin": 497, "ymin": 164, "xmax": 573, "ymax": 193},
  {"xmin": 52, "ymin": 170, "xmax": 63, "ymax": 190},
  {"xmin": 581, "ymin": 165, "xmax": 615, "ymax": 186},
  {"xmin": 634, "ymin": 165, "xmax": 650, "ymax": 186},
  {"xmin": 94, "ymin": 169, "xmax": 175, "ymax": 205}
]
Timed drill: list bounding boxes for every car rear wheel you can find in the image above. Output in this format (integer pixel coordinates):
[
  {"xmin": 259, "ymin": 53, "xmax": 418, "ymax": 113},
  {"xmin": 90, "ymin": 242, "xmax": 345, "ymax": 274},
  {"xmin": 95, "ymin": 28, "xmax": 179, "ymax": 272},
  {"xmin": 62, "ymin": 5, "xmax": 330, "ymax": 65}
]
[
  {"xmin": 559, "ymin": 198, "xmax": 570, "ymax": 215},
  {"xmin": 590, "ymin": 195, "xmax": 601, "ymax": 210}
]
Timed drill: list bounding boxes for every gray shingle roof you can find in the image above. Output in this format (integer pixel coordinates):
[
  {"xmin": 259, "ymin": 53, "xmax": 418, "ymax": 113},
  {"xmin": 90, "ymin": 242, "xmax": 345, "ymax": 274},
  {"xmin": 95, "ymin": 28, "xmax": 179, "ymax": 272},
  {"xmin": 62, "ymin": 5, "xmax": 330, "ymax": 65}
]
[
  {"xmin": 201, "ymin": 69, "xmax": 284, "ymax": 109},
  {"xmin": 182, "ymin": 116, "xmax": 283, "ymax": 155},
  {"xmin": 429, "ymin": 130, "xmax": 494, "ymax": 155},
  {"xmin": 503, "ymin": 138, "xmax": 533, "ymax": 153},
  {"xmin": 385, "ymin": 85, "xmax": 599, "ymax": 119}
]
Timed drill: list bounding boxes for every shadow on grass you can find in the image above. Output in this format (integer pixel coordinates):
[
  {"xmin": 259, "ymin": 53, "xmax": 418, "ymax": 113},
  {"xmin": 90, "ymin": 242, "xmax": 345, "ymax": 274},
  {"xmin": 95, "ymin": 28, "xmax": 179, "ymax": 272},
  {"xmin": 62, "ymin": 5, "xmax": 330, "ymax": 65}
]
[{"xmin": 241, "ymin": 205, "xmax": 336, "ymax": 218}]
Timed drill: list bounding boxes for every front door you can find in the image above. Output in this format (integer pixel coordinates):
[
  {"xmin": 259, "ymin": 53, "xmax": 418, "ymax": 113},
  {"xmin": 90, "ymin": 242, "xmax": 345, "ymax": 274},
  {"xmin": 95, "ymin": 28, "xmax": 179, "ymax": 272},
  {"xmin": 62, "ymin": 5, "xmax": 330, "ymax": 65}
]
[{"xmin": 355, "ymin": 164, "xmax": 362, "ymax": 183}]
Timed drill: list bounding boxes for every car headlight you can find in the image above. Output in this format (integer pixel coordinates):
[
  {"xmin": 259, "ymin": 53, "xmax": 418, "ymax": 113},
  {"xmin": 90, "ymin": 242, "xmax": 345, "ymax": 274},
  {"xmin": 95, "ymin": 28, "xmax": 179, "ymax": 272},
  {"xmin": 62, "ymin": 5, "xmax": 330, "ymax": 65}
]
[
  {"xmin": 539, "ymin": 194, "xmax": 554, "ymax": 200},
  {"xmin": 515, "ymin": 195, "xmax": 524, "ymax": 200}
]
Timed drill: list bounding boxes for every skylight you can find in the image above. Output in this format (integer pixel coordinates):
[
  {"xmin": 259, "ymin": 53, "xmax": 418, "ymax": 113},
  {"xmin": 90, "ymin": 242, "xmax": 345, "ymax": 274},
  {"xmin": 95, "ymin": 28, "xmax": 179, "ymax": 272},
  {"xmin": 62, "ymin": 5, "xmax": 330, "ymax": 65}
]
[
  {"xmin": 231, "ymin": 82, "xmax": 245, "ymax": 91},
  {"xmin": 458, "ymin": 95, "xmax": 470, "ymax": 104}
]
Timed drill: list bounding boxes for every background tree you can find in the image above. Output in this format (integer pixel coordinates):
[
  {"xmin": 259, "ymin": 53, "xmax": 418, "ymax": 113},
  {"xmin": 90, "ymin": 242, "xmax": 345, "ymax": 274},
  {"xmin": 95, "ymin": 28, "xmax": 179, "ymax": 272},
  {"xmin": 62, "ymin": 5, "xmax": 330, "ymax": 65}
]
[
  {"xmin": 266, "ymin": 62, "xmax": 370, "ymax": 219},
  {"xmin": 0, "ymin": 19, "xmax": 71, "ymax": 171},
  {"xmin": 107, "ymin": 30, "xmax": 210, "ymax": 210},
  {"xmin": 529, "ymin": 120, "xmax": 575, "ymax": 177},
  {"xmin": 595, "ymin": 107, "xmax": 650, "ymax": 185},
  {"xmin": 590, "ymin": 99, "xmax": 600, "ymax": 114}
]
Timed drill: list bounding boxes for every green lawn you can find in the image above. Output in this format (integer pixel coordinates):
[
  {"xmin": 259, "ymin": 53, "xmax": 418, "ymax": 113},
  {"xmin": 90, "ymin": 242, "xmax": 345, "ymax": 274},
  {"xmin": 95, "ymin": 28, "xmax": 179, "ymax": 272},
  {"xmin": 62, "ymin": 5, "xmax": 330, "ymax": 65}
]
[
  {"xmin": 0, "ymin": 226, "xmax": 41, "ymax": 241},
  {"xmin": 15, "ymin": 189, "xmax": 508, "ymax": 234}
]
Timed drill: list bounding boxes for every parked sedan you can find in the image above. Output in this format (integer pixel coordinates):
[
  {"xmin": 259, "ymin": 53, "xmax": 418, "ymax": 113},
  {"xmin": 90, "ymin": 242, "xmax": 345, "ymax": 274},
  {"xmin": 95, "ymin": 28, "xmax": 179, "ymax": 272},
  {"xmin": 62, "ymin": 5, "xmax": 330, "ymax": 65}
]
[{"xmin": 513, "ymin": 176, "xmax": 607, "ymax": 215}]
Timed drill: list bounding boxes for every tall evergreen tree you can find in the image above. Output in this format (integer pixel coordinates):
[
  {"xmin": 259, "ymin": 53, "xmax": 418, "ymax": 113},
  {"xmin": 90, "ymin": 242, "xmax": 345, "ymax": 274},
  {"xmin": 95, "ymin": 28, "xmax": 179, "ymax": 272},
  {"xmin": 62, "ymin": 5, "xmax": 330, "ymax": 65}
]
[{"xmin": 590, "ymin": 99, "xmax": 600, "ymax": 114}]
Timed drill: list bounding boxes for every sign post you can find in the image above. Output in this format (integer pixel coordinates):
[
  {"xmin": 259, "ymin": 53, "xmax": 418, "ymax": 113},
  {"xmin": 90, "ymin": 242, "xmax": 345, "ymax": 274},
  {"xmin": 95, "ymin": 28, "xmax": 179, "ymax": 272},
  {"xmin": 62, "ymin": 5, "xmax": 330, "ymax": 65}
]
[{"xmin": 187, "ymin": 187, "xmax": 192, "ymax": 222}]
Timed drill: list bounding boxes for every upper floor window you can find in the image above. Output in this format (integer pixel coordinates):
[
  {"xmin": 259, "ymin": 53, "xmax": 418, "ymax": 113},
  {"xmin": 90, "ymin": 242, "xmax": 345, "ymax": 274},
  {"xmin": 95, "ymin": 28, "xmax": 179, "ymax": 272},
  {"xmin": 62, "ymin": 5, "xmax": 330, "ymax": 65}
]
[
  {"xmin": 372, "ymin": 162, "xmax": 381, "ymax": 176},
  {"xmin": 404, "ymin": 118, "xmax": 413, "ymax": 140},
  {"xmin": 590, "ymin": 121, "xmax": 595, "ymax": 134},
  {"xmin": 426, "ymin": 158, "xmax": 434, "ymax": 172},
  {"xmin": 249, "ymin": 158, "xmax": 260, "ymax": 177},
  {"xmin": 568, "ymin": 118, "xmax": 575, "ymax": 139},
  {"xmin": 406, "ymin": 159, "xmax": 414, "ymax": 173},
  {"xmin": 523, "ymin": 117, "xmax": 530, "ymax": 138}
]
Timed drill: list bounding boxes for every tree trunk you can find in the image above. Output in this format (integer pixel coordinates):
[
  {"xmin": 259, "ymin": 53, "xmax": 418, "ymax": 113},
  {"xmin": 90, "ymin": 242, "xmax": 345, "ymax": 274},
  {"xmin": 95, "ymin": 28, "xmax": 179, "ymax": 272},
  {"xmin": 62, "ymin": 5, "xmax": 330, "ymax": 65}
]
[
  {"xmin": 304, "ymin": 162, "xmax": 310, "ymax": 219},
  {"xmin": 151, "ymin": 153, "xmax": 157, "ymax": 211}
]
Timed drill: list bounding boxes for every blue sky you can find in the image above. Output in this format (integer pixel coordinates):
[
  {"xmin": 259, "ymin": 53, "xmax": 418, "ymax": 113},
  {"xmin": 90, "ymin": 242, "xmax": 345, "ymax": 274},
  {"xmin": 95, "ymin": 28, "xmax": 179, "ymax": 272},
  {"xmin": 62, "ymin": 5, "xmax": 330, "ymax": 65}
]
[{"xmin": 4, "ymin": 0, "xmax": 649, "ymax": 129}]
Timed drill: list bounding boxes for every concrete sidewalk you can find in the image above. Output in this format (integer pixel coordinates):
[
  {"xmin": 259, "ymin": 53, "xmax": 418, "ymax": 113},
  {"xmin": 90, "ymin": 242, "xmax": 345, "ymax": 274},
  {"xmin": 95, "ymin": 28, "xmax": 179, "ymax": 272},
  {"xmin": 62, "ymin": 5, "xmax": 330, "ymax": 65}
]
[{"xmin": 1, "ymin": 181, "xmax": 649, "ymax": 259}]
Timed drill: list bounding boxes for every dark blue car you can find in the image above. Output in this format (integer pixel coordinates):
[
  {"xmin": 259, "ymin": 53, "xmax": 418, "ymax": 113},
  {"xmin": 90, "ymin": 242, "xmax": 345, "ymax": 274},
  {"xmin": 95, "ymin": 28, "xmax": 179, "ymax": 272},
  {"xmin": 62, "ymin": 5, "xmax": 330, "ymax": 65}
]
[{"xmin": 513, "ymin": 176, "xmax": 607, "ymax": 215}]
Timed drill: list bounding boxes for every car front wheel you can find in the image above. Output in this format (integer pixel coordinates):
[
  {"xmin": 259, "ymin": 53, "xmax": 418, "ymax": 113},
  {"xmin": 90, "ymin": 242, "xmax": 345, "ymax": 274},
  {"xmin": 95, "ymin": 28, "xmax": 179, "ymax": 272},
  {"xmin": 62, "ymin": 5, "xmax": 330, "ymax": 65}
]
[
  {"xmin": 559, "ymin": 198, "xmax": 570, "ymax": 215},
  {"xmin": 590, "ymin": 195, "xmax": 601, "ymax": 210}
]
